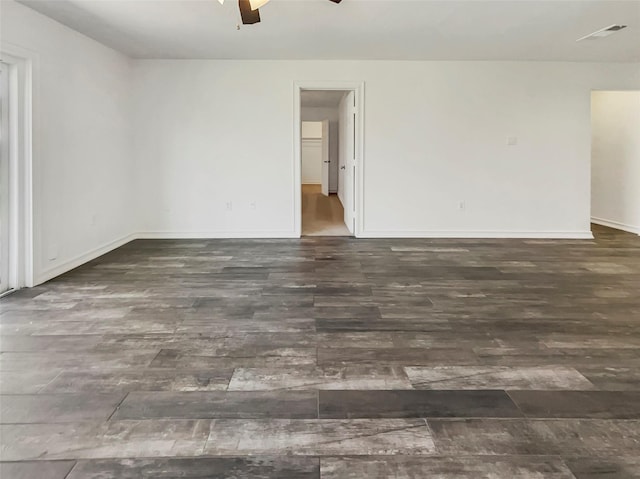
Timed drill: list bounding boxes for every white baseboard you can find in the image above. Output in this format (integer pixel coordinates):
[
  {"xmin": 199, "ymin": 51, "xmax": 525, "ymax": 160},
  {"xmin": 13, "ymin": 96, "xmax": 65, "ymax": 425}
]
[
  {"xmin": 358, "ymin": 230, "xmax": 595, "ymax": 239},
  {"xmin": 137, "ymin": 231, "xmax": 299, "ymax": 239},
  {"xmin": 32, "ymin": 227, "xmax": 600, "ymax": 285},
  {"xmin": 36, "ymin": 233, "xmax": 137, "ymax": 285},
  {"xmin": 34, "ymin": 230, "xmax": 298, "ymax": 285},
  {"xmin": 591, "ymin": 217, "xmax": 640, "ymax": 235}
]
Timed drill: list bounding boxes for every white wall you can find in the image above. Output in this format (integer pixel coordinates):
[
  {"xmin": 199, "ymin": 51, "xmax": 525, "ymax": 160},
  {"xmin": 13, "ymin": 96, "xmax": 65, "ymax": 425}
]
[
  {"xmin": 591, "ymin": 91, "xmax": 640, "ymax": 235},
  {"xmin": 4, "ymin": 0, "xmax": 640, "ymax": 283},
  {"xmin": 302, "ymin": 107, "xmax": 340, "ymax": 193},
  {"xmin": 133, "ymin": 60, "xmax": 640, "ymax": 238},
  {"xmin": 301, "ymin": 140, "xmax": 322, "ymax": 184},
  {"xmin": 1, "ymin": 0, "xmax": 135, "ymax": 284},
  {"xmin": 301, "ymin": 120, "xmax": 322, "ymax": 184},
  {"xmin": 301, "ymin": 121, "xmax": 322, "ymax": 139}
]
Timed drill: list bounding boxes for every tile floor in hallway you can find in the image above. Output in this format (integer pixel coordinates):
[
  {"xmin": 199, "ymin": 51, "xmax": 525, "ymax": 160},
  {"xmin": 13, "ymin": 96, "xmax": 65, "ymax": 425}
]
[{"xmin": 0, "ymin": 225, "xmax": 639, "ymax": 478}]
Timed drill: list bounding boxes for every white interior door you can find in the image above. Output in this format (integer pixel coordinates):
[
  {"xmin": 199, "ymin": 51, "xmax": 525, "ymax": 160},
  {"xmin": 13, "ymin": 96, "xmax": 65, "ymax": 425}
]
[
  {"xmin": 0, "ymin": 63, "xmax": 10, "ymax": 294},
  {"xmin": 343, "ymin": 91, "xmax": 356, "ymax": 234},
  {"xmin": 321, "ymin": 119, "xmax": 330, "ymax": 196}
]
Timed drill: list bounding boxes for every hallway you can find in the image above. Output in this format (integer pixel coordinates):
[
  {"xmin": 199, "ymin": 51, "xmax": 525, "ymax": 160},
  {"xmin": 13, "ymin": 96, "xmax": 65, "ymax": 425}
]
[{"xmin": 301, "ymin": 184, "xmax": 350, "ymax": 236}]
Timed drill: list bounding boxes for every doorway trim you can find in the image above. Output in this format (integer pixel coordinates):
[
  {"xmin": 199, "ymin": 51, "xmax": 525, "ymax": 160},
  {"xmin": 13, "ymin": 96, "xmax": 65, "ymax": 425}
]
[
  {"xmin": 293, "ymin": 81, "xmax": 365, "ymax": 238},
  {"xmin": 589, "ymin": 89, "xmax": 640, "ymax": 237},
  {"xmin": 1, "ymin": 44, "xmax": 36, "ymax": 289}
]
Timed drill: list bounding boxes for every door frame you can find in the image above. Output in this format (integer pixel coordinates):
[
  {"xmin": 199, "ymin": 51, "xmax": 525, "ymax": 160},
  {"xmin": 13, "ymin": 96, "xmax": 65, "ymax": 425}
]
[
  {"xmin": 589, "ymin": 89, "xmax": 640, "ymax": 237},
  {"xmin": 0, "ymin": 45, "xmax": 36, "ymax": 290},
  {"xmin": 0, "ymin": 62, "xmax": 9, "ymax": 293},
  {"xmin": 320, "ymin": 119, "xmax": 330, "ymax": 196},
  {"xmin": 293, "ymin": 81, "xmax": 364, "ymax": 238}
]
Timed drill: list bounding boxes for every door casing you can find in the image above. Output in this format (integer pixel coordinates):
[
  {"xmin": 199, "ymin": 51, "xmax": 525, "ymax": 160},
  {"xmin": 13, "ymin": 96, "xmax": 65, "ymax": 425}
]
[
  {"xmin": 293, "ymin": 81, "xmax": 364, "ymax": 238},
  {"xmin": 0, "ymin": 62, "xmax": 10, "ymax": 293},
  {"xmin": 320, "ymin": 119, "xmax": 330, "ymax": 197},
  {"xmin": 0, "ymin": 46, "xmax": 35, "ymax": 290}
]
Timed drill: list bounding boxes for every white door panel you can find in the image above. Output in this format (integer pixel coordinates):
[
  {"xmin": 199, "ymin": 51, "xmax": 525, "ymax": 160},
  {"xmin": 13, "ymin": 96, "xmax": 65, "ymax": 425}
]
[
  {"xmin": 321, "ymin": 119, "xmax": 330, "ymax": 196},
  {"xmin": 343, "ymin": 91, "xmax": 355, "ymax": 234},
  {"xmin": 0, "ymin": 63, "xmax": 10, "ymax": 294}
]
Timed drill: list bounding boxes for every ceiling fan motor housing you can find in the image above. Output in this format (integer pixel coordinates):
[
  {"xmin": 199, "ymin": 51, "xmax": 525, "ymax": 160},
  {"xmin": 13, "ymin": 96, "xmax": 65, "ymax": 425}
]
[{"xmin": 238, "ymin": 0, "xmax": 343, "ymax": 25}]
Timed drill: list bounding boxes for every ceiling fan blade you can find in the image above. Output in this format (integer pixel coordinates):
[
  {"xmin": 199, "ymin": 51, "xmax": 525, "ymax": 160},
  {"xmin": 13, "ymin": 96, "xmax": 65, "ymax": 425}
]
[
  {"xmin": 328, "ymin": 0, "xmax": 342, "ymax": 3},
  {"xmin": 239, "ymin": 0, "xmax": 261, "ymax": 24}
]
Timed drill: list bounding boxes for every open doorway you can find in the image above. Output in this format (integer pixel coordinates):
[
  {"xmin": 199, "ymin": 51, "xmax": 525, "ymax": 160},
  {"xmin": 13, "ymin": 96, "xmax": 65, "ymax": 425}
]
[
  {"xmin": 300, "ymin": 95, "xmax": 349, "ymax": 236},
  {"xmin": 591, "ymin": 91, "xmax": 640, "ymax": 236},
  {"xmin": 1, "ymin": 61, "xmax": 12, "ymax": 294},
  {"xmin": 0, "ymin": 49, "xmax": 35, "ymax": 292},
  {"xmin": 294, "ymin": 82, "xmax": 364, "ymax": 238}
]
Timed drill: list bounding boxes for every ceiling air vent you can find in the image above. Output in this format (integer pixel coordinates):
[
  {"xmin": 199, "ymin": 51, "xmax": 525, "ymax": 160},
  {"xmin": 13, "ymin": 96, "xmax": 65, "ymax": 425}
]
[{"xmin": 577, "ymin": 25, "xmax": 628, "ymax": 41}]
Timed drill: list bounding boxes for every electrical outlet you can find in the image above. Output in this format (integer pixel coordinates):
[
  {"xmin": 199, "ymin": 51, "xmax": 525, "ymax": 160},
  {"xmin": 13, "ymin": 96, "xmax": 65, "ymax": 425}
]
[
  {"xmin": 225, "ymin": 201, "xmax": 233, "ymax": 211},
  {"xmin": 47, "ymin": 244, "xmax": 58, "ymax": 261},
  {"xmin": 507, "ymin": 137, "xmax": 518, "ymax": 146},
  {"xmin": 250, "ymin": 201, "xmax": 256, "ymax": 210},
  {"xmin": 458, "ymin": 201, "xmax": 466, "ymax": 211}
]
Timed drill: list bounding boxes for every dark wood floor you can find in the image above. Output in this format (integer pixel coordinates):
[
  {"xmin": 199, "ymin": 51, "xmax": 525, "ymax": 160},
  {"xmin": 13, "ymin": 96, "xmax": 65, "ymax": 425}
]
[{"xmin": 1, "ymin": 225, "xmax": 640, "ymax": 478}]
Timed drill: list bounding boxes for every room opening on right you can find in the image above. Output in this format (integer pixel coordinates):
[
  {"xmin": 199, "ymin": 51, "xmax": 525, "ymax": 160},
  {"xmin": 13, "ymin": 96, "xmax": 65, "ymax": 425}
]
[{"xmin": 591, "ymin": 90, "xmax": 640, "ymax": 237}]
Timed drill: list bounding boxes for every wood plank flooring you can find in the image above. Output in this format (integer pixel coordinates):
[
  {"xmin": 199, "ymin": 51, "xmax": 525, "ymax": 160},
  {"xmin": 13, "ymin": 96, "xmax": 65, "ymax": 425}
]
[
  {"xmin": 1, "ymin": 224, "xmax": 640, "ymax": 478},
  {"xmin": 301, "ymin": 184, "xmax": 351, "ymax": 236}
]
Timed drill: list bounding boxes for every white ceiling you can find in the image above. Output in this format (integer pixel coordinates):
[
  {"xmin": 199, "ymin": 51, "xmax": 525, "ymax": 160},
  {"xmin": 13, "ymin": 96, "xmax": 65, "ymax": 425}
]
[
  {"xmin": 14, "ymin": 0, "xmax": 640, "ymax": 61},
  {"xmin": 301, "ymin": 90, "xmax": 347, "ymax": 108}
]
